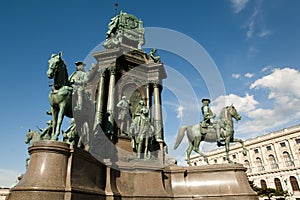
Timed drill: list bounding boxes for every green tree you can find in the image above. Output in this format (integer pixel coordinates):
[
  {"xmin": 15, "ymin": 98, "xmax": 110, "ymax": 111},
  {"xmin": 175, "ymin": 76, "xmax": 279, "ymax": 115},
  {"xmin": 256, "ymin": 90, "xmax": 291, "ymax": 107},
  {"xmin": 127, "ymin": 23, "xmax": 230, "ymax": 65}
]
[{"xmin": 248, "ymin": 180, "xmax": 287, "ymax": 200}]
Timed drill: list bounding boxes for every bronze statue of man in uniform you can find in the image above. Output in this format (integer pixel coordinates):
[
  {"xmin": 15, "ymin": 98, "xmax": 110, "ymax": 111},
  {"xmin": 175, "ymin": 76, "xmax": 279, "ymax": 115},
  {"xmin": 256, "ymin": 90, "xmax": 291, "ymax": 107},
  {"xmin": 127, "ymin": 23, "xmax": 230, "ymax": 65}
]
[
  {"xmin": 201, "ymin": 98, "xmax": 222, "ymax": 147},
  {"xmin": 117, "ymin": 96, "xmax": 131, "ymax": 136},
  {"xmin": 69, "ymin": 61, "xmax": 88, "ymax": 111},
  {"xmin": 38, "ymin": 120, "xmax": 53, "ymax": 140}
]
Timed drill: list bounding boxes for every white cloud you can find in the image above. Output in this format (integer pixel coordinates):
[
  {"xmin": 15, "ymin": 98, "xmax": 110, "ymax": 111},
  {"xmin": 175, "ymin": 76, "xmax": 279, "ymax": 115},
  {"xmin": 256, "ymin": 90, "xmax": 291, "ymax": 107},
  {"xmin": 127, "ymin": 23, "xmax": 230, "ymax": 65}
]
[
  {"xmin": 250, "ymin": 68, "xmax": 300, "ymax": 99},
  {"xmin": 231, "ymin": 0, "xmax": 249, "ymax": 13},
  {"xmin": 246, "ymin": 20, "xmax": 255, "ymax": 38},
  {"xmin": 232, "ymin": 73, "xmax": 241, "ymax": 79},
  {"xmin": 258, "ymin": 30, "xmax": 271, "ymax": 38},
  {"xmin": 212, "ymin": 93, "xmax": 258, "ymax": 115},
  {"xmin": 249, "ymin": 68, "xmax": 300, "ymax": 129},
  {"xmin": 248, "ymin": 45, "xmax": 258, "ymax": 55},
  {"xmin": 244, "ymin": 73, "xmax": 255, "ymax": 78},
  {"xmin": 241, "ymin": 3, "xmax": 271, "ymax": 40},
  {"xmin": 0, "ymin": 168, "xmax": 21, "ymax": 187},
  {"xmin": 176, "ymin": 105, "xmax": 184, "ymax": 118},
  {"xmin": 261, "ymin": 65, "xmax": 273, "ymax": 72},
  {"xmin": 235, "ymin": 67, "xmax": 300, "ymax": 136}
]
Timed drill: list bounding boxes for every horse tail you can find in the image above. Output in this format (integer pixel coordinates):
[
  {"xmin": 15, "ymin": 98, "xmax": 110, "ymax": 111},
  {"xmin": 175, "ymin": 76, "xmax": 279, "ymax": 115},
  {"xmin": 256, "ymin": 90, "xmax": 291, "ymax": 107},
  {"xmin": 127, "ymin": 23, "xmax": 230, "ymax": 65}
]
[{"xmin": 173, "ymin": 126, "xmax": 187, "ymax": 150}]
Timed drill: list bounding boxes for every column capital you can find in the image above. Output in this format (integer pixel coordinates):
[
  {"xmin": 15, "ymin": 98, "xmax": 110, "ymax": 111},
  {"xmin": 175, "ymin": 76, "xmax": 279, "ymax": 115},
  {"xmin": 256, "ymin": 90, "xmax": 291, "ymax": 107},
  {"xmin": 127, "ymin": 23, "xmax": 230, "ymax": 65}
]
[
  {"xmin": 108, "ymin": 66, "xmax": 116, "ymax": 75},
  {"xmin": 97, "ymin": 68, "xmax": 106, "ymax": 77},
  {"xmin": 151, "ymin": 80, "xmax": 161, "ymax": 88}
]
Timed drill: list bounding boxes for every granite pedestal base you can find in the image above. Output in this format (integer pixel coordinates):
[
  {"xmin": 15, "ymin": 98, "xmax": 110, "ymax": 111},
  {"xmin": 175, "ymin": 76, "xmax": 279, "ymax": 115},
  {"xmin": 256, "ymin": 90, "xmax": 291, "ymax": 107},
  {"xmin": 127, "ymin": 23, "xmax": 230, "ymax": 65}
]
[
  {"xmin": 7, "ymin": 141, "xmax": 258, "ymax": 200},
  {"xmin": 7, "ymin": 141, "xmax": 106, "ymax": 200}
]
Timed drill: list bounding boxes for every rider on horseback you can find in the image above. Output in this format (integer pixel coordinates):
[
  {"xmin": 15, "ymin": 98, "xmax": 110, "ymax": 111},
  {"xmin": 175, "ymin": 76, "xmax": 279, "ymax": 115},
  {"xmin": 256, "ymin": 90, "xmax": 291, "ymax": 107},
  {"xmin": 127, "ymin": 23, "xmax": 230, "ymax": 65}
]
[
  {"xmin": 200, "ymin": 98, "xmax": 223, "ymax": 147},
  {"xmin": 201, "ymin": 99, "xmax": 215, "ymax": 127}
]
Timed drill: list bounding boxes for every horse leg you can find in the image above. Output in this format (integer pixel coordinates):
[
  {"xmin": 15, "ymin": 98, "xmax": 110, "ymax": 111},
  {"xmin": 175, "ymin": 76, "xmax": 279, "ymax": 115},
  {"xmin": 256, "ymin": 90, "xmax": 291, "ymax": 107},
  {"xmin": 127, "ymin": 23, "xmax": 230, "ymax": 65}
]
[
  {"xmin": 54, "ymin": 104, "xmax": 66, "ymax": 140},
  {"xmin": 193, "ymin": 138, "xmax": 209, "ymax": 164},
  {"xmin": 225, "ymin": 136, "xmax": 232, "ymax": 163},
  {"xmin": 144, "ymin": 135, "xmax": 150, "ymax": 159},
  {"xmin": 233, "ymin": 138, "xmax": 247, "ymax": 156},
  {"xmin": 137, "ymin": 134, "xmax": 143, "ymax": 159},
  {"xmin": 186, "ymin": 144, "xmax": 193, "ymax": 166},
  {"xmin": 51, "ymin": 108, "xmax": 58, "ymax": 140}
]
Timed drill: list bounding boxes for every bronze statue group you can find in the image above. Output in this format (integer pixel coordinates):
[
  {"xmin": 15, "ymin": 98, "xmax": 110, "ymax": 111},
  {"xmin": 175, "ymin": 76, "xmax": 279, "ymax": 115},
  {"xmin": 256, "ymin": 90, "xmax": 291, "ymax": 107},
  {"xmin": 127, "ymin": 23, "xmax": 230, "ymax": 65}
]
[{"xmin": 25, "ymin": 52, "xmax": 247, "ymax": 165}]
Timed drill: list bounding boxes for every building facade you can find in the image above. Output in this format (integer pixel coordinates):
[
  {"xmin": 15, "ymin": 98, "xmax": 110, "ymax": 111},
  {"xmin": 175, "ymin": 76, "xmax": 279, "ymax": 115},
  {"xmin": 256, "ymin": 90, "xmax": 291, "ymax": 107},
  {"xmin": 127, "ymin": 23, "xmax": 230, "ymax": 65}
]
[
  {"xmin": 0, "ymin": 188, "xmax": 9, "ymax": 200},
  {"xmin": 190, "ymin": 124, "xmax": 300, "ymax": 199}
]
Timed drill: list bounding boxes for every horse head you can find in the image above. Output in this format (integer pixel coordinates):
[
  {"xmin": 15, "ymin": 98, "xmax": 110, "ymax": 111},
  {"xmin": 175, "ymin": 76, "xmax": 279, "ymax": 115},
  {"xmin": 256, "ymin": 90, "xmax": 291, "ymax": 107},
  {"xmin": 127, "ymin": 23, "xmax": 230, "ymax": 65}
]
[
  {"xmin": 47, "ymin": 52, "xmax": 68, "ymax": 89},
  {"xmin": 47, "ymin": 52, "xmax": 63, "ymax": 79},
  {"xmin": 227, "ymin": 105, "xmax": 241, "ymax": 121},
  {"xmin": 25, "ymin": 129, "xmax": 32, "ymax": 144}
]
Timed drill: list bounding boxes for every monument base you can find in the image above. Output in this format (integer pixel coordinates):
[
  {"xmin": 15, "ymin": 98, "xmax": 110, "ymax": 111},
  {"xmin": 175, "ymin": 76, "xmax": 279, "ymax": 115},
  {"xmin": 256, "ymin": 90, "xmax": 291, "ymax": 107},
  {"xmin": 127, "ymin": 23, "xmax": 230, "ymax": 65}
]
[
  {"xmin": 7, "ymin": 141, "xmax": 106, "ymax": 200},
  {"xmin": 164, "ymin": 165, "xmax": 258, "ymax": 199},
  {"xmin": 7, "ymin": 141, "xmax": 258, "ymax": 200}
]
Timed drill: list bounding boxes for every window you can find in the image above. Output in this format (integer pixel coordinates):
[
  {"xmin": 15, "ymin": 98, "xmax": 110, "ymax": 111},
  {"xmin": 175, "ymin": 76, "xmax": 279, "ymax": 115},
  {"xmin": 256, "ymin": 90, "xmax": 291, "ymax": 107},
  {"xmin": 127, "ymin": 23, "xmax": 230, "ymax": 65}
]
[
  {"xmin": 232, "ymin": 154, "xmax": 236, "ymax": 159},
  {"xmin": 256, "ymin": 157, "xmax": 264, "ymax": 171},
  {"xmin": 260, "ymin": 179, "xmax": 267, "ymax": 188},
  {"xmin": 214, "ymin": 159, "xmax": 217, "ymax": 164},
  {"xmin": 254, "ymin": 149, "xmax": 259, "ymax": 154},
  {"xmin": 269, "ymin": 154, "xmax": 278, "ymax": 169},
  {"xmin": 274, "ymin": 178, "xmax": 283, "ymax": 191},
  {"xmin": 296, "ymin": 138, "xmax": 300, "ymax": 144},
  {"xmin": 283, "ymin": 151, "xmax": 294, "ymax": 167},
  {"xmin": 223, "ymin": 157, "xmax": 226, "ymax": 161},
  {"xmin": 266, "ymin": 146, "xmax": 272, "ymax": 151},
  {"xmin": 244, "ymin": 160, "xmax": 251, "ymax": 173},
  {"xmin": 280, "ymin": 142, "xmax": 286, "ymax": 147},
  {"xmin": 290, "ymin": 176, "xmax": 300, "ymax": 191}
]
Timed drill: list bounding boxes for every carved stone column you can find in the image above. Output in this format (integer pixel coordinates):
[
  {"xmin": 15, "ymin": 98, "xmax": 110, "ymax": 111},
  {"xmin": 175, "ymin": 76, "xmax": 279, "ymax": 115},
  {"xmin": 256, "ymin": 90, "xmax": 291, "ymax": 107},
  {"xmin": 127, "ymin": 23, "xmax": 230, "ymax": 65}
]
[
  {"xmin": 153, "ymin": 81, "xmax": 163, "ymax": 141},
  {"xmin": 106, "ymin": 66, "xmax": 116, "ymax": 133},
  {"xmin": 153, "ymin": 81, "xmax": 165, "ymax": 164},
  {"xmin": 146, "ymin": 82, "xmax": 152, "ymax": 116},
  {"xmin": 95, "ymin": 69, "xmax": 106, "ymax": 127}
]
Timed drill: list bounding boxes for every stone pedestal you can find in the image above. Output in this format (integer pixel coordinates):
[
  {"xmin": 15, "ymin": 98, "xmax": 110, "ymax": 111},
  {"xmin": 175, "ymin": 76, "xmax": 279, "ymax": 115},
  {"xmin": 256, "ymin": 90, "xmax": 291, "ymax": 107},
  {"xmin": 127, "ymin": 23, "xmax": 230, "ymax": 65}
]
[
  {"xmin": 111, "ymin": 161, "xmax": 169, "ymax": 199},
  {"xmin": 164, "ymin": 164, "xmax": 258, "ymax": 199},
  {"xmin": 7, "ymin": 141, "xmax": 258, "ymax": 200},
  {"xmin": 7, "ymin": 141, "xmax": 106, "ymax": 200},
  {"xmin": 8, "ymin": 141, "xmax": 69, "ymax": 200}
]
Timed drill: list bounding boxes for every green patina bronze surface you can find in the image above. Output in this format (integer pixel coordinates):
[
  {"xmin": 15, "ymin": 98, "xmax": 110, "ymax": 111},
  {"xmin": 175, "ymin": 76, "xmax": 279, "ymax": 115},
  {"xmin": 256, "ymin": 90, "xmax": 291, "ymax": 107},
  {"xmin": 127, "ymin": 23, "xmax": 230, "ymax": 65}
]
[
  {"xmin": 174, "ymin": 105, "xmax": 247, "ymax": 165},
  {"xmin": 104, "ymin": 11, "xmax": 144, "ymax": 49}
]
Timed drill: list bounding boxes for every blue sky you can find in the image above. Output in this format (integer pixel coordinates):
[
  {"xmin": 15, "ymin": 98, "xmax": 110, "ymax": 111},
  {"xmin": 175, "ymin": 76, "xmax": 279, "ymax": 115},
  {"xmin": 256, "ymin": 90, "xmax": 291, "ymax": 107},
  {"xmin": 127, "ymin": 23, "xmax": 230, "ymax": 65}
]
[{"xmin": 1, "ymin": 0, "xmax": 300, "ymax": 187}]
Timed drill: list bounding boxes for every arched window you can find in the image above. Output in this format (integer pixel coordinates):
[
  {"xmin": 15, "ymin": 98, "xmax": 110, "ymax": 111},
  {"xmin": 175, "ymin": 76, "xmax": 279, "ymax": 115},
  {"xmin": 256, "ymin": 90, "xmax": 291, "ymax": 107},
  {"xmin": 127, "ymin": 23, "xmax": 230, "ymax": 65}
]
[
  {"xmin": 274, "ymin": 178, "xmax": 283, "ymax": 191},
  {"xmin": 256, "ymin": 157, "xmax": 264, "ymax": 171},
  {"xmin": 260, "ymin": 179, "xmax": 267, "ymax": 188},
  {"xmin": 244, "ymin": 160, "xmax": 251, "ymax": 173},
  {"xmin": 269, "ymin": 154, "xmax": 278, "ymax": 169},
  {"xmin": 290, "ymin": 176, "xmax": 300, "ymax": 191},
  {"xmin": 283, "ymin": 151, "xmax": 294, "ymax": 167}
]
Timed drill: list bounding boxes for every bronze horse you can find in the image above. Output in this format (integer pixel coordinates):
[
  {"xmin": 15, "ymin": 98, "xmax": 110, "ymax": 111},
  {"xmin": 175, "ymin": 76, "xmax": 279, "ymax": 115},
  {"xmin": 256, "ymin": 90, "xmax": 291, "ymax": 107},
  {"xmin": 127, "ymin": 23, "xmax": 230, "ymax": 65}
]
[
  {"xmin": 174, "ymin": 105, "xmax": 247, "ymax": 165},
  {"xmin": 25, "ymin": 129, "xmax": 41, "ymax": 145},
  {"xmin": 129, "ymin": 121, "xmax": 155, "ymax": 159},
  {"xmin": 47, "ymin": 52, "xmax": 73, "ymax": 140}
]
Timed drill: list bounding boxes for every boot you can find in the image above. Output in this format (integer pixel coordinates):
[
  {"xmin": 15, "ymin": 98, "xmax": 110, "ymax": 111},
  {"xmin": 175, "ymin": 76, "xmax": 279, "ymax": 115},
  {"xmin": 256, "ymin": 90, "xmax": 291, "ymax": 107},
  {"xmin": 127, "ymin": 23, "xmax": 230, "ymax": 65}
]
[{"xmin": 217, "ymin": 140, "xmax": 224, "ymax": 147}]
